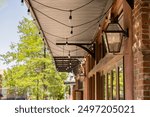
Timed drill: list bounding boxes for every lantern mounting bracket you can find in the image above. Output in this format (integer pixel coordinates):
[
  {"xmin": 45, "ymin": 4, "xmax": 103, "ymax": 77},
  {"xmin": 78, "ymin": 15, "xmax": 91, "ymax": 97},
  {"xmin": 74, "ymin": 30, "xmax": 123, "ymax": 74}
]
[{"xmin": 109, "ymin": 14, "xmax": 129, "ymax": 38}]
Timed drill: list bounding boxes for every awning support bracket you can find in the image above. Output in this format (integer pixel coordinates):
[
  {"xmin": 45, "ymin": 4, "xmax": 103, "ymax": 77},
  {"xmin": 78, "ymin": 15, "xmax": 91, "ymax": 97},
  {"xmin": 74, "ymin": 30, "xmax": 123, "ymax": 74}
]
[{"xmin": 56, "ymin": 42, "xmax": 95, "ymax": 58}]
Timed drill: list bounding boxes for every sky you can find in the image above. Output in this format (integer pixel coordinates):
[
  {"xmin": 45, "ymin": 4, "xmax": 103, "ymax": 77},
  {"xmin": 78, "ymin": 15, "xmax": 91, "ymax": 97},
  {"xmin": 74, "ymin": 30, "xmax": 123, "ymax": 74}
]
[{"xmin": 0, "ymin": 0, "xmax": 32, "ymax": 69}]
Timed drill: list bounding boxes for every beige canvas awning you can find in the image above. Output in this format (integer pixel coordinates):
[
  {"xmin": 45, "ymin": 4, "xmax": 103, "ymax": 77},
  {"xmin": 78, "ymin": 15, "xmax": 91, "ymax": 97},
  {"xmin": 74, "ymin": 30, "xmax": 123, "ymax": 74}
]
[{"xmin": 25, "ymin": 0, "xmax": 114, "ymax": 72}]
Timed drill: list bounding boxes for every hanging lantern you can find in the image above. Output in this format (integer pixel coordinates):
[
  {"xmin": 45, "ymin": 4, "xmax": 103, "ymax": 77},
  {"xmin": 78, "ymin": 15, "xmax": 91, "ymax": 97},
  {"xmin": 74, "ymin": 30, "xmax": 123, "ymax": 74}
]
[{"xmin": 103, "ymin": 18, "xmax": 128, "ymax": 53}]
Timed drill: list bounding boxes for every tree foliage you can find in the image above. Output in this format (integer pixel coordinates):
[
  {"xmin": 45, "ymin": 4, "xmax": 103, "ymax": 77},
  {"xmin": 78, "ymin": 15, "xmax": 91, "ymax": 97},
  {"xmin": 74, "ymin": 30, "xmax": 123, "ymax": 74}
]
[{"xmin": 0, "ymin": 18, "xmax": 67, "ymax": 100}]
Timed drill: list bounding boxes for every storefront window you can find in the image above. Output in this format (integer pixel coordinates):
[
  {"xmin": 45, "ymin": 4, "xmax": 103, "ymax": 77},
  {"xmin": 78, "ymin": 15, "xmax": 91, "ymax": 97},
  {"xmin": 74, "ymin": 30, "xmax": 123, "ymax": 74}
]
[{"xmin": 103, "ymin": 59, "xmax": 125, "ymax": 100}]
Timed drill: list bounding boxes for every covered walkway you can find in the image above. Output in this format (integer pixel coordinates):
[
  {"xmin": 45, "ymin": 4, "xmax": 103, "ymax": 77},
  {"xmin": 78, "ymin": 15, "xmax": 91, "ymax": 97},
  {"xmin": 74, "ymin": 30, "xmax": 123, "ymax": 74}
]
[{"xmin": 24, "ymin": 0, "xmax": 150, "ymax": 100}]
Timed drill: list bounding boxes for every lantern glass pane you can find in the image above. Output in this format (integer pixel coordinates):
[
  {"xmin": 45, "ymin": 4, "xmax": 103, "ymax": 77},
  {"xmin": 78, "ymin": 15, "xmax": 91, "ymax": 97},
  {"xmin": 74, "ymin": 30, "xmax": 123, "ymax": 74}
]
[{"xmin": 106, "ymin": 33, "xmax": 122, "ymax": 53}]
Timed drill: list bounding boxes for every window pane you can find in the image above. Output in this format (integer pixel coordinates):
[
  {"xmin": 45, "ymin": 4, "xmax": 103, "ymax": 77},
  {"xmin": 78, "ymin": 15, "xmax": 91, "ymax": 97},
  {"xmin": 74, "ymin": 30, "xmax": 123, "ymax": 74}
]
[
  {"xmin": 112, "ymin": 69, "xmax": 117, "ymax": 100},
  {"xmin": 119, "ymin": 65, "xmax": 124, "ymax": 99}
]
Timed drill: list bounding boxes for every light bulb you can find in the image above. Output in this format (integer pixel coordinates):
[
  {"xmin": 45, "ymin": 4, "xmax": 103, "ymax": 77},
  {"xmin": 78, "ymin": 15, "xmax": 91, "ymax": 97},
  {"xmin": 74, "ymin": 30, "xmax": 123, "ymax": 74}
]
[
  {"xmin": 69, "ymin": 10, "xmax": 72, "ymax": 23},
  {"xmin": 99, "ymin": 24, "xmax": 101, "ymax": 30},
  {"xmin": 21, "ymin": 0, "xmax": 24, "ymax": 6},
  {"xmin": 27, "ymin": 8, "xmax": 30, "ymax": 15},
  {"xmin": 68, "ymin": 51, "xmax": 71, "ymax": 58},
  {"xmin": 70, "ymin": 26, "xmax": 73, "ymax": 34},
  {"xmin": 66, "ymin": 38, "xmax": 68, "ymax": 45}
]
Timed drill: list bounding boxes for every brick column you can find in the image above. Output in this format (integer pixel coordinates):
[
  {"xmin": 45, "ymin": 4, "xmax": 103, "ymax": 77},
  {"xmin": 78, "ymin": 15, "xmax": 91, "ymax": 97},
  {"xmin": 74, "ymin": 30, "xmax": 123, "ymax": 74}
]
[{"xmin": 133, "ymin": 0, "xmax": 150, "ymax": 99}]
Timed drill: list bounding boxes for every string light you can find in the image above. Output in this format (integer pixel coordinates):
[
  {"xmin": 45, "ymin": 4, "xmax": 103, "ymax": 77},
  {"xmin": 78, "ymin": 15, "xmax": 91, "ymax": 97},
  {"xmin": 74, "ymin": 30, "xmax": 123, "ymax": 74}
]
[
  {"xmin": 99, "ymin": 24, "xmax": 101, "ymax": 30},
  {"xmin": 69, "ymin": 10, "xmax": 72, "ymax": 22},
  {"xmin": 25, "ymin": 0, "xmax": 113, "ymax": 33},
  {"xmin": 70, "ymin": 26, "xmax": 73, "ymax": 34},
  {"xmin": 66, "ymin": 38, "xmax": 68, "ymax": 45},
  {"xmin": 69, "ymin": 62, "xmax": 72, "ymax": 65},
  {"xmin": 25, "ymin": 0, "xmax": 100, "ymax": 29},
  {"xmin": 68, "ymin": 51, "xmax": 71, "ymax": 58},
  {"xmin": 24, "ymin": 0, "xmax": 114, "ymax": 62},
  {"xmin": 32, "ymin": 0, "xmax": 94, "ymax": 12},
  {"xmin": 24, "ymin": 2, "xmax": 108, "ymax": 37},
  {"xmin": 21, "ymin": 0, "xmax": 24, "ymax": 6},
  {"xmin": 43, "ymin": 19, "xmax": 100, "ymax": 40},
  {"xmin": 27, "ymin": 8, "xmax": 30, "ymax": 15},
  {"xmin": 33, "ymin": 19, "xmax": 36, "ymax": 22}
]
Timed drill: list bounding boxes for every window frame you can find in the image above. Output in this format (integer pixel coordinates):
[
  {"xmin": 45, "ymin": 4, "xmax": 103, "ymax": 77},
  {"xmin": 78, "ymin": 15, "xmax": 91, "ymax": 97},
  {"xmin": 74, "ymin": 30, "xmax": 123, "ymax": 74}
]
[{"xmin": 103, "ymin": 58, "xmax": 125, "ymax": 100}]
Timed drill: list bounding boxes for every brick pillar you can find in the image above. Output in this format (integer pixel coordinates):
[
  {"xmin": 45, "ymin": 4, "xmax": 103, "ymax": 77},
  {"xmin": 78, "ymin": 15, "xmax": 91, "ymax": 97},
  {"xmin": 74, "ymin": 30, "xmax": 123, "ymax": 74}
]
[{"xmin": 133, "ymin": 0, "xmax": 150, "ymax": 99}]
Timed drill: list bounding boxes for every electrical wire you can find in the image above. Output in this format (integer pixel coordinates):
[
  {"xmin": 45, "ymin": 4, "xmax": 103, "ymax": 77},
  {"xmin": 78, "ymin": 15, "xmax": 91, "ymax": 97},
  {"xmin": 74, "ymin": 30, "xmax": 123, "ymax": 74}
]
[
  {"xmin": 24, "ymin": 0, "xmax": 114, "ymax": 60},
  {"xmin": 32, "ymin": 0, "xmax": 95, "ymax": 12},
  {"xmin": 33, "ymin": 7, "xmax": 70, "ymax": 28},
  {"xmin": 68, "ymin": 20, "xmax": 100, "ymax": 39},
  {"xmin": 26, "ymin": 1, "xmax": 111, "ymax": 40},
  {"xmin": 41, "ymin": 14, "xmax": 103, "ymax": 40},
  {"xmin": 43, "ymin": 20, "xmax": 99, "ymax": 40},
  {"xmin": 50, "ymin": 46, "xmax": 80, "ymax": 53},
  {"xmin": 26, "ymin": 0, "xmax": 102, "ymax": 29},
  {"xmin": 31, "ymin": 6, "xmax": 103, "ymax": 28},
  {"xmin": 43, "ymin": 30, "xmax": 66, "ymax": 39},
  {"xmin": 25, "ymin": 0, "xmax": 113, "ymax": 40}
]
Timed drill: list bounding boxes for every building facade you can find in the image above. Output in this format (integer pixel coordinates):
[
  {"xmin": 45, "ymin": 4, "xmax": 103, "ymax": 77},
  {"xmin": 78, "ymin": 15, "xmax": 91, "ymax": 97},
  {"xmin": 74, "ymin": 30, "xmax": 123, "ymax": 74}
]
[
  {"xmin": 74, "ymin": 0, "xmax": 150, "ymax": 100},
  {"xmin": 25, "ymin": 0, "xmax": 150, "ymax": 100}
]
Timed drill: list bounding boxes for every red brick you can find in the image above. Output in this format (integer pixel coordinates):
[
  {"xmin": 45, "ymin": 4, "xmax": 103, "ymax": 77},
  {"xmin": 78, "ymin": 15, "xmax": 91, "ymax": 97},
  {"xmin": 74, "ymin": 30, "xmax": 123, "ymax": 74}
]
[
  {"xmin": 140, "ymin": 68, "xmax": 150, "ymax": 73},
  {"xmin": 142, "ymin": 40, "xmax": 150, "ymax": 45},
  {"xmin": 143, "ymin": 55, "xmax": 150, "ymax": 61},
  {"xmin": 143, "ymin": 61, "xmax": 150, "ymax": 67},
  {"xmin": 137, "ymin": 79, "xmax": 144, "ymax": 86},
  {"xmin": 142, "ymin": 34, "xmax": 149, "ymax": 39},
  {"xmin": 142, "ymin": 14, "xmax": 149, "ymax": 25},
  {"xmin": 142, "ymin": 0, "xmax": 150, "ymax": 1},
  {"xmin": 143, "ymin": 79, "xmax": 150, "ymax": 84},
  {"xmin": 143, "ymin": 97, "xmax": 150, "ymax": 100},
  {"xmin": 142, "ymin": 24, "xmax": 149, "ymax": 29},
  {"xmin": 142, "ymin": 29, "xmax": 149, "ymax": 33},
  {"xmin": 141, "ymin": 8, "xmax": 150, "ymax": 12},
  {"xmin": 144, "ymin": 90, "xmax": 150, "ymax": 96},
  {"xmin": 142, "ymin": 14, "xmax": 149, "ymax": 19},
  {"xmin": 141, "ymin": 2, "xmax": 149, "ymax": 7},
  {"xmin": 144, "ymin": 85, "xmax": 150, "ymax": 90},
  {"xmin": 142, "ymin": 44, "xmax": 150, "ymax": 50},
  {"xmin": 133, "ymin": 0, "xmax": 150, "ymax": 100}
]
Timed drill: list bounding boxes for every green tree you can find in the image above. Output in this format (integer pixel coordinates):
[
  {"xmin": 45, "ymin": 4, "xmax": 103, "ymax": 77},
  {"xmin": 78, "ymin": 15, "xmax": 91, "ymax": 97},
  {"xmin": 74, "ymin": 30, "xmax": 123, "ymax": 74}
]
[{"xmin": 0, "ymin": 18, "xmax": 67, "ymax": 100}]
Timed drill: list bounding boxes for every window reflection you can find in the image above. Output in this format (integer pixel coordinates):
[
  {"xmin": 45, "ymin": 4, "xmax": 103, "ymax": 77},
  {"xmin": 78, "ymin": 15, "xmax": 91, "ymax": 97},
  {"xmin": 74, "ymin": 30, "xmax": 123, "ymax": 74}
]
[
  {"xmin": 103, "ymin": 63, "xmax": 125, "ymax": 100},
  {"xmin": 112, "ymin": 69, "xmax": 117, "ymax": 100},
  {"xmin": 119, "ymin": 65, "xmax": 124, "ymax": 99}
]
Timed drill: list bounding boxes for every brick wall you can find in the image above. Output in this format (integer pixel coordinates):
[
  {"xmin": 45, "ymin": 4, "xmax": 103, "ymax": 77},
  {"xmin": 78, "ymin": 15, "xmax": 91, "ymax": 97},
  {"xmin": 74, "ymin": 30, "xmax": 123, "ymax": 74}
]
[{"xmin": 133, "ymin": 0, "xmax": 150, "ymax": 99}]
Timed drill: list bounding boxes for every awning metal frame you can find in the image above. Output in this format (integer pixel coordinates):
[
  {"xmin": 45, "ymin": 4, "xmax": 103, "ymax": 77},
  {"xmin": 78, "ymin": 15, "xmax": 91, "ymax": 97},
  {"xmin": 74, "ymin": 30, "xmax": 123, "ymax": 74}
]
[{"xmin": 56, "ymin": 42, "xmax": 95, "ymax": 58}]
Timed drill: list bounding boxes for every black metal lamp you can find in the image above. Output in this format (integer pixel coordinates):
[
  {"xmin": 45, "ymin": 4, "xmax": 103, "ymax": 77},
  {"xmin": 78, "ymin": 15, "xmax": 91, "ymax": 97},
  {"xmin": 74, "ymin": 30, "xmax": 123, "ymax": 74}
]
[{"xmin": 103, "ymin": 18, "xmax": 128, "ymax": 53}]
